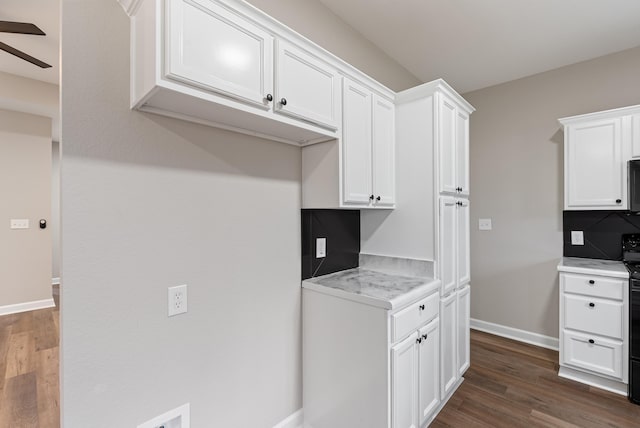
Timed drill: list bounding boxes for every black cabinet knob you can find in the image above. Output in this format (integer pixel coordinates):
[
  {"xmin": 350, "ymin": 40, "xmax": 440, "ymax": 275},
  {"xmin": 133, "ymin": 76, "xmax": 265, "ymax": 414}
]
[
  {"xmin": 588, "ymin": 280, "xmax": 595, "ymax": 284},
  {"xmin": 616, "ymin": 199, "xmax": 622, "ymax": 203},
  {"xmin": 588, "ymin": 339, "xmax": 595, "ymax": 344},
  {"xmin": 419, "ymin": 304, "xmax": 425, "ymax": 311},
  {"xmin": 376, "ymin": 196, "xmax": 381, "ymax": 201},
  {"xmin": 589, "ymin": 302, "xmax": 595, "ymax": 307},
  {"xmin": 416, "ymin": 337, "xmax": 422, "ymax": 344},
  {"xmin": 369, "ymin": 195, "xmax": 374, "ymax": 200},
  {"xmin": 422, "ymin": 334, "xmax": 428, "ymax": 340},
  {"xmin": 266, "ymin": 94, "xmax": 273, "ymax": 102},
  {"xmin": 280, "ymin": 98, "xmax": 287, "ymax": 106}
]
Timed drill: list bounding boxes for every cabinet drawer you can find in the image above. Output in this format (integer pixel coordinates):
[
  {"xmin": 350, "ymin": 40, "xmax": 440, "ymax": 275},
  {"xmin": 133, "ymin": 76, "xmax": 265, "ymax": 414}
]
[
  {"xmin": 563, "ymin": 294, "xmax": 623, "ymax": 339},
  {"xmin": 391, "ymin": 292, "xmax": 439, "ymax": 343},
  {"xmin": 562, "ymin": 273, "xmax": 625, "ymax": 300},
  {"xmin": 562, "ymin": 330, "xmax": 623, "ymax": 380}
]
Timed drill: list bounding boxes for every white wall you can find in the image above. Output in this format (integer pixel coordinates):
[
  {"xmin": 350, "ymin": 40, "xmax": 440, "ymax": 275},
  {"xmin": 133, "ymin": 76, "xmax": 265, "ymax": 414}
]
[
  {"xmin": 464, "ymin": 46, "xmax": 640, "ymax": 338},
  {"xmin": 0, "ymin": 109, "xmax": 52, "ymax": 308},
  {"xmin": 61, "ymin": 0, "xmax": 417, "ymax": 426}
]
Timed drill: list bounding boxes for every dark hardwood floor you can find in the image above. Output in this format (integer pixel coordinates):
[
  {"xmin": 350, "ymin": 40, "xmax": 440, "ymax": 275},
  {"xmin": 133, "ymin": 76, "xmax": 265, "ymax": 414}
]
[
  {"xmin": 433, "ymin": 330, "xmax": 640, "ymax": 427},
  {"xmin": 0, "ymin": 285, "xmax": 59, "ymax": 428},
  {"xmin": 1, "ymin": 294, "xmax": 640, "ymax": 427}
]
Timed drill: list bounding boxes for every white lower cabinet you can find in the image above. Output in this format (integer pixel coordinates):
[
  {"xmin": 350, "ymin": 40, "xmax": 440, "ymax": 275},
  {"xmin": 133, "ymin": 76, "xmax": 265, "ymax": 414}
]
[
  {"xmin": 303, "ymin": 281, "xmax": 464, "ymax": 428},
  {"xmin": 457, "ymin": 285, "xmax": 471, "ymax": 376},
  {"xmin": 558, "ymin": 269, "xmax": 629, "ymax": 395}
]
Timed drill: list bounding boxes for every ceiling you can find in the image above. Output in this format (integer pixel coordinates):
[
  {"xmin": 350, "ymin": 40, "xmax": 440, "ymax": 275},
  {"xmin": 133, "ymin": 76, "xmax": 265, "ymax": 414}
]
[
  {"xmin": 318, "ymin": 0, "xmax": 640, "ymax": 93},
  {"xmin": 0, "ymin": 0, "xmax": 59, "ymax": 85}
]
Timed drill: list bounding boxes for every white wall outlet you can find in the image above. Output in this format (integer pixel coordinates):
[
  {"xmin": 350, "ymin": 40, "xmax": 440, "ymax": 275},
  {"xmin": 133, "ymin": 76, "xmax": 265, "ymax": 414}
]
[
  {"xmin": 316, "ymin": 237, "xmax": 327, "ymax": 258},
  {"xmin": 168, "ymin": 285, "xmax": 188, "ymax": 317},
  {"xmin": 571, "ymin": 230, "xmax": 585, "ymax": 246},
  {"xmin": 137, "ymin": 403, "xmax": 190, "ymax": 428},
  {"xmin": 10, "ymin": 219, "xmax": 29, "ymax": 229},
  {"xmin": 478, "ymin": 219, "xmax": 492, "ymax": 231}
]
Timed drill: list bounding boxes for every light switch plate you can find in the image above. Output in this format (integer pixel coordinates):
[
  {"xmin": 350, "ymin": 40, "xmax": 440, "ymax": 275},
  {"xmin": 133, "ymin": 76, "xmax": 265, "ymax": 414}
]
[
  {"xmin": 571, "ymin": 231, "xmax": 585, "ymax": 246},
  {"xmin": 10, "ymin": 219, "xmax": 29, "ymax": 229},
  {"xmin": 478, "ymin": 219, "xmax": 492, "ymax": 231},
  {"xmin": 316, "ymin": 237, "xmax": 326, "ymax": 258}
]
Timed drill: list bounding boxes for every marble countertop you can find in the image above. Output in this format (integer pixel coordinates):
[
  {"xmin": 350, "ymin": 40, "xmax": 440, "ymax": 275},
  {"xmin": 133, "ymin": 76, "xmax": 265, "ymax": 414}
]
[
  {"xmin": 557, "ymin": 257, "xmax": 629, "ymax": 279},
  {"xmin": 302, "ymin": 267, "xmax": 440, "ymax": 310}
]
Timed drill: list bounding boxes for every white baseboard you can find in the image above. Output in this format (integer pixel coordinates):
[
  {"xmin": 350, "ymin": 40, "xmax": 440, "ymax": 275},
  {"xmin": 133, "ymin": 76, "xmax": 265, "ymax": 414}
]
[
  {"xmin": 0, "ymin": 298, "xmax": 55, "ymax": 316},
  {"xmin": 558, "ymin": 366, "xmax": 627, "ymax": 396},
  {"xmin": 273, "ymin": 409, "xmax": 303, "ymax": 428},
  {"xmin": 52, "ymin": 277, "xmax": 60, "ymax": 285},
  {"xmin": 470, "ymin": 318, "xmax": 559, "ymax": 351}
]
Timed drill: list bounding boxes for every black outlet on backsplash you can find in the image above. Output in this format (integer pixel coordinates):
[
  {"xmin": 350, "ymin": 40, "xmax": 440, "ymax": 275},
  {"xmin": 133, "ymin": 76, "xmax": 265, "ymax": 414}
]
[
  {"xmin": 563, "ymin": 210, "xmax": 640, "ymax": 260},
  {"xmin": 301, "ymin": 209, "xmax": 360, "ymax": 280}
]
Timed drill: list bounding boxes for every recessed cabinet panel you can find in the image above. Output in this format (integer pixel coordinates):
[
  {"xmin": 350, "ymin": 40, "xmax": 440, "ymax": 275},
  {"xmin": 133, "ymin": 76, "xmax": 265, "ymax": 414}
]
[
  {"xmin": 562, "ymin": 273, "xmax": 625, "ymax": 300},
  {"xmin": 372, "ymin": 96, "xmax": 396, "ymax": 207},
  {"xmin": 439, "ymin": 96, "xmax": 457, "ymax": 194},
  {"xmin": 166, "ymin": 0, "xmax": 273, "ymax": 107},
  {"xmin": 342, "ymin": 79, "xmax": 373, "ymax": 205},
  {"xmin": 457, "ymin": 199, "xmax": 470, "ymax": 286},
  {"xmin": 566, "ymin": 118, "xmax": 624, "ymax": 209},
  {"xmin": 563, "ymin": 295, "xmax": 624, "ymax": 340},
  {"xmin": 440, "ymin": 292, "xmax": 457, "ymax": 398},
  {"xmin": 563, "ymin": 330, "xmax": 622, "ymax": 379},
  {"xmin": 439, "ymin": 197, "xmax": 457, "ymax": 295},
  {"xmin": 392, "ymin": 332, "xmax": 419, "ymax": 428},
  {"xmin": 456, "ymin": 111, "xmax": 469, "ymax": 196},
  {"xmin": 418, "ymin": 319, "xmax": 440, "ymax": 426},
  {"xmin": 275, "ymin": 40, "xmax": 339, "ymax": 130},
  {"xmin": 457, "ymin": 285, "xmax": 470, "ymax": 376},
  {"xmin": 632, "ymin": 115, "xmax": 640, "ymax": 159}
]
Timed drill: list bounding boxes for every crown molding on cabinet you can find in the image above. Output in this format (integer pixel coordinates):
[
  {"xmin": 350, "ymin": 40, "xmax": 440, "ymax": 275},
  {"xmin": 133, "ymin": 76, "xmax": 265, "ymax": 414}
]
[
  {"xmin": 559, "ymin": 104, "xmax": 640, "ymax": 125},
  {"xmin": 396, "ymin": 78, "xmax": 475, "ymax": 113},
  {"xmin": 117, "ymin": 0, "xmax": 144, "ymax": 16}
]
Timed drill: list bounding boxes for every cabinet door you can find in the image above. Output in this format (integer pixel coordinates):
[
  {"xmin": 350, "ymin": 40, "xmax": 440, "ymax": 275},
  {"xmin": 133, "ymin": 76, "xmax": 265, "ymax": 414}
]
[
  {"xmin": 440, "ymin": 292, "xmax": 458, "ymax": 398},
  {"xmin": 392, "ymin": 332, "xmax": 419, "ymax": 428},
  {"xmin": 457, "ymin": 285, "xmax": 471, "ymax": 376},
  {"xmin": 456, "ymin": 111, "xmax": 470, "ymax": 196},
  {"xmin": 565, "ymin": 118, "xmax": 625, "ymax": 209},
  {"xmin": 457, "ymin": 199, "xmax": 470, "ymax": 286},
  {"xmin": 439, "ymin": 197, "xmax": 457, "ymax": 295},
  {"xmin": 632, "ymin": 115, "xmax": 640, "ymax": 159},
  {"xmin": 166, "ymin": 0, "xmax": 273, "ymax": 107},
  {"xmin": 418, "ymin": 319, "xmax": 440, "ymax": 426},
  {"xmin": 438, "ymin": 95, "xmax": 457, "ymax": 194},
  {"xmin": 275, "ymin": 40, "xmax": 340, "ymax": 130},
  {"xmin": 372, "ymin": 95, "xmax": 396, "ymax": 207},
  {"xmin": 342, "ymin": 78, "xmax": 373, "ymax": 205}
]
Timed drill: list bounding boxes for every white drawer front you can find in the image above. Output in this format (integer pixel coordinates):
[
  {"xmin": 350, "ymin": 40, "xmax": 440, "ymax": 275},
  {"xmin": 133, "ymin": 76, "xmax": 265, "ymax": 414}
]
[
  {"xmin": 562, "ymin": 330, "xmax": 623, "ymax": 379},
  {"xmin": 391, "ymin": 292, "xmax": 439, "ymax": 343},
  {"xmin": 562, "ymin": 273, "xmax": 625, "ymax": 300},
  {"xmin": 563, "ymin": 294, "xmax": 623, "ymax": 339}
]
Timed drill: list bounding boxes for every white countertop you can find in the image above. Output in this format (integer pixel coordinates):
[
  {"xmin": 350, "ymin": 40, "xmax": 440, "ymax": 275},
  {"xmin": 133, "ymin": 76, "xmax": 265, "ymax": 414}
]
[
  {"xmin": 302, "ymin": 267, "xmax": 441, "ymax": 310},
  {"xmin": 557, "ymin": 257, "xmax": 629, "ymax": 279}
]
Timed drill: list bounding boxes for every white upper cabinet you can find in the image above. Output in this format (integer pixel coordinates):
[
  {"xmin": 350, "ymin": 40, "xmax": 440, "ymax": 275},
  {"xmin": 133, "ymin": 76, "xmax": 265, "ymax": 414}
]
[
  {"xmin": 438, "ymin": 93, "xmax": 470, "ymax": 196},
  {"xmin": 565, "ymin": 117, "xmax": 625, "ymax": 210},
  {"xmin": 372, "ymin": 95, "xmax": 396, "ymax": 207},
  {"xmin": 274, "ymin": 40, "xmax": 340, "ymax": 130},
  {"xmin": 165, "ymin": 0, "xmax": 273, "ymax": 108},
  {"xmin": 560, "ymin": 105, "xmax": 640, "ymax": 210},
  {"xmin": 342, "ymin": 78, "xmax": 373, "ymax": 205}
]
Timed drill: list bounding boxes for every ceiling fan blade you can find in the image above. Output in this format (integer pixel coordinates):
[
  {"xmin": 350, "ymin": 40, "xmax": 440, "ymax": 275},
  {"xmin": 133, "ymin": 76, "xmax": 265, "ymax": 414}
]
[
  {"xmin": 0, "ymin": 21, "xmax": 45, "ymax": 35},
  {"xmin": 0, "ymin": 41, "xmax": 51, "ymax": 68}
]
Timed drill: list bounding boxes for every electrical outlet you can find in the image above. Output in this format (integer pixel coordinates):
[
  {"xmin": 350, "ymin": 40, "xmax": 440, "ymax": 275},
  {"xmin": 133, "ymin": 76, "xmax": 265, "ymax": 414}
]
[
  {"xmin": 571, "ymin": 231, "xmax": 584, "ymax": 246},
  {"xmin": 10, "ymin": 219, "xmax": 29, "ymax": 229},
  {"xmin": 168, "ymin": 285, "xmax": 188, "ymax": 317},
  {"xmin": 478, "ymin": 219, "xmax": 492, "ymax": 231},
  {"xmin": 137, "ymin": 403, "xmax": 190, "ymax": 428},
  {"xmin": 316, "ymin": 237, "xmax": 326, "ymax": 258}
]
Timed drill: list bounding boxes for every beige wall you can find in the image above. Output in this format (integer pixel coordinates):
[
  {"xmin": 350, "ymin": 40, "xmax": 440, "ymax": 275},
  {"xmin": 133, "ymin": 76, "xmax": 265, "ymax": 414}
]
[
  {"xmin": 61, "ymin": 0, "xmax": 416, "ymax": 426},
  {"xmin": 52, "ymin": 140, "xmax": 60, "ymax": 280},
  {"xmin": 0, "ymin": 109, "xmax": 52, "ymax": 308},
  {"xmin": 245, "ymin": 0, "xmax": 421, "ymax": 92},
  {"xmin": 464, "ymin": 46, "xmax": 640, "ymax": 339}
]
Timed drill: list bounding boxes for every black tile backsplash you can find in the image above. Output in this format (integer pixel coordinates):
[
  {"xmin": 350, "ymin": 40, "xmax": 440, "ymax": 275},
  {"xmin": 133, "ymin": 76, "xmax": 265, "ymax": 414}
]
[
  {"xmin": 563, "ymin": 210, "xmax": 640, "ymax": 260},
  {"xmin": 301, "ymin": 209, "xmax": 360, "ymax": 280}
]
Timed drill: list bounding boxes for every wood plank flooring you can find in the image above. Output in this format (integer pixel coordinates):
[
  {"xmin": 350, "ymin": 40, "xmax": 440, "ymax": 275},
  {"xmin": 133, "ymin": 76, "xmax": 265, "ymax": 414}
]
[
  {"xmin": 433, "ymin": 330, "xmax": 640, "ymax": 427},
  {"xmin": 2, "ymin": 293, "xmax": 640, "ymax": 427},
  {"xmin": 0, "ymin": 286, "xmax": 59, "ymax": 428}
]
